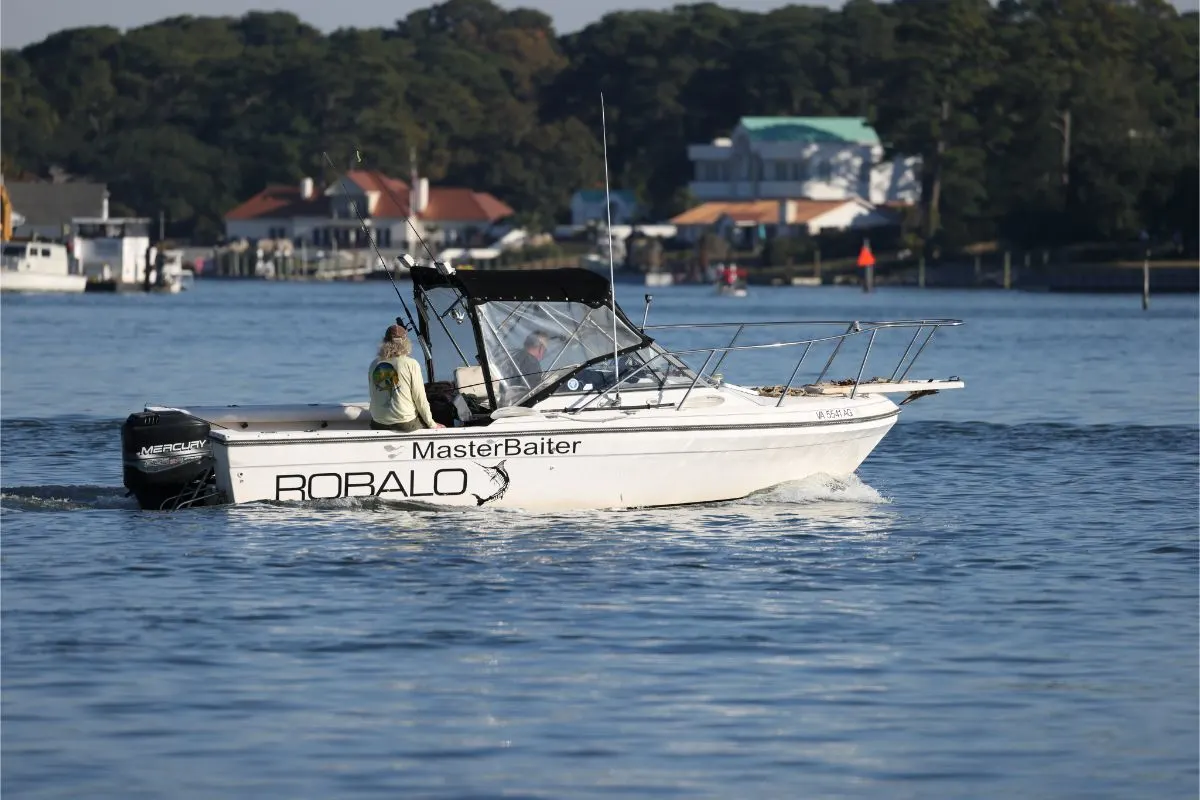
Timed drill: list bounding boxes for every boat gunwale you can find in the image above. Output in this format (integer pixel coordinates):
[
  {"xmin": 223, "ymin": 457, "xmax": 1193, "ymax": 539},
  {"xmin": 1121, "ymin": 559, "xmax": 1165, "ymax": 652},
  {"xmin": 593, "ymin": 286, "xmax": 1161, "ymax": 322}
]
[{"xmin": 208, "ymin": 407, "xmax": 901, "ymax": 447}]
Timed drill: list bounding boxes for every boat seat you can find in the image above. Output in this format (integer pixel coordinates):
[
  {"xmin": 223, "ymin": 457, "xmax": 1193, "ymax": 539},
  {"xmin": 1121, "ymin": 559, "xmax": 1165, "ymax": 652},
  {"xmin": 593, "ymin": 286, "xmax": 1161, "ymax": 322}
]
[{"xmin": 454, "ymin": 365, "xmax": 499, "ymax": 405}]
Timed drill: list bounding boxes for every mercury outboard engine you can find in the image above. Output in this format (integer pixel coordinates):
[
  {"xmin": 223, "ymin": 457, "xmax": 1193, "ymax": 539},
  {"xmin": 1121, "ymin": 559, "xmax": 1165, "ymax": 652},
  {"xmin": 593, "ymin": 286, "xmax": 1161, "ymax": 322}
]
[{"xmin": 121, "ymin": 410, "xmax": 218, "ymax": 510}]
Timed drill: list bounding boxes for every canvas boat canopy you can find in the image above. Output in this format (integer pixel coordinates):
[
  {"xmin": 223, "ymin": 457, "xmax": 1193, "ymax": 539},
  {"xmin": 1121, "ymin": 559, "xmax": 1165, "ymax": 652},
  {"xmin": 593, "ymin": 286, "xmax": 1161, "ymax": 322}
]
[
  {"xmin": 411, "ymin": 266, "xmax": 658, "ymax": 408},
  {"xmin": 411, "ymin": 266, "xmax": 614, "ymax": 307}
]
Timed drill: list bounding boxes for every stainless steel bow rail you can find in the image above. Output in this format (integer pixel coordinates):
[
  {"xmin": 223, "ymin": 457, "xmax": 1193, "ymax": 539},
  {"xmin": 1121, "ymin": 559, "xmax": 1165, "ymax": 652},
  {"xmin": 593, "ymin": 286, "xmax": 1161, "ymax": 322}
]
[{"xmin": 570, "ymin": 318, "xmax": 964, "ymax": 413}]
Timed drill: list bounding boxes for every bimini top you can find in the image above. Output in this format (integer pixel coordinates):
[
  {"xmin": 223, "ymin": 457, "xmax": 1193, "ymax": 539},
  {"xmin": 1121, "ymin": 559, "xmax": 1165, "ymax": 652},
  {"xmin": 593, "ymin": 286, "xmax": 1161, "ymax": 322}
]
[{"xmin": 410, "ymin": 266, "xmax": 613, "ymax": 307}]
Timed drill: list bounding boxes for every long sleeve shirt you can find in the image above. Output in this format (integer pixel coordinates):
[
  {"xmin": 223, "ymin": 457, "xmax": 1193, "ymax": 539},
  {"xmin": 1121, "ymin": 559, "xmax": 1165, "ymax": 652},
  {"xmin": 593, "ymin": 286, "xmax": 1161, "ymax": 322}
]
[{"xmin": 368, "ymin": 356, "xmax": 435, "ymax": 428}]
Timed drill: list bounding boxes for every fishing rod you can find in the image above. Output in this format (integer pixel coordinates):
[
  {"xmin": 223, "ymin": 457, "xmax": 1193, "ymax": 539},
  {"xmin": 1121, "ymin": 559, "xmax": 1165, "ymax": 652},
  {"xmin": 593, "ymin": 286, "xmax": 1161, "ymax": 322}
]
[
  {"xmin": 320, "ymin": 150, "xmax": 428, "ymax": 356},
  {"xmin": 345, "ymin": 146, "xmax": 485, "ymax": 372},
  {"xmin": 351, "ymin": 143, "xmax": 440, "ymax": 270}
]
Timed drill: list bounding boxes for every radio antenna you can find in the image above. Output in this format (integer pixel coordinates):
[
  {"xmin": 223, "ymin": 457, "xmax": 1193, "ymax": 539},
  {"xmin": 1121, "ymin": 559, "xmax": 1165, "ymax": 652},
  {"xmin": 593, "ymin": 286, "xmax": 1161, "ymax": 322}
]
[{"xmin": 601, "ymin": 92, "xmax": 620, "ymax": 403}]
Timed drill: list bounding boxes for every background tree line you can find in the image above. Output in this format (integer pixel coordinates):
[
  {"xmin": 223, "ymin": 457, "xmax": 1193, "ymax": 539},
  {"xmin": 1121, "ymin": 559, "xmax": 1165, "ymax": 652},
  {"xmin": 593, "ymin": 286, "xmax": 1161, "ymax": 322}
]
[{"xmin": 2, "ymin": 0, "xmax": 1195, "ymax": 251}]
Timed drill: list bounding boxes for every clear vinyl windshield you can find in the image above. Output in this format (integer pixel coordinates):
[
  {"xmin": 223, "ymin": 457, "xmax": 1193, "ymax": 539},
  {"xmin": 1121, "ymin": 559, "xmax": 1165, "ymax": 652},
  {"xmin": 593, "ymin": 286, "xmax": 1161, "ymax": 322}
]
[
  {"xmin": 475, "ymin": 299, "xmax": 646, "ymax": 407},
  {"xmin": 418, "ymin": 286, "xmax": 479, "ymax": 384},
  {"xmin": 552, "ymin": 344, "xmax": 704, "ymax": 395}
]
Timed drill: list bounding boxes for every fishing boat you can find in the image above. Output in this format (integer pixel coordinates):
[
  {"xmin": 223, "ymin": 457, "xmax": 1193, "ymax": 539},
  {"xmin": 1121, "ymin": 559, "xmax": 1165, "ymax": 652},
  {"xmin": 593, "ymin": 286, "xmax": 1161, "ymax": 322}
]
[
  {"xmin": 120, "ymin": 260, "xmax": 964, "ymax": 511},
  {"xmin": 0, "ymin": 242, "xmax": 87, "ymax": 293}
]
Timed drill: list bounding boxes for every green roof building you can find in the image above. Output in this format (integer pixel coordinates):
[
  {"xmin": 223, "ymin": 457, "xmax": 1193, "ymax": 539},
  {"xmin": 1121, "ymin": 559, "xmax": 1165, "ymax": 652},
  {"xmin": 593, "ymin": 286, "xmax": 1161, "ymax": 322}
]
[{"xmin": 686, "ymin": 116, "xmax": 919, "ymax": 206}]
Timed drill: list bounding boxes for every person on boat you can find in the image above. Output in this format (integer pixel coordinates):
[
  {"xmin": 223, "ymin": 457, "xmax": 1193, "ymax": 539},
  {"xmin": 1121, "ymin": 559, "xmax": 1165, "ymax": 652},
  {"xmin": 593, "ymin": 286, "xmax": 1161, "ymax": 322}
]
[
  {"xmin": 368, "ymin": 324, "xmax": 443, "ymax": 432},
  {"xmin": 512, "ymin": 331, "xmax": 549, "ymax": 386}
]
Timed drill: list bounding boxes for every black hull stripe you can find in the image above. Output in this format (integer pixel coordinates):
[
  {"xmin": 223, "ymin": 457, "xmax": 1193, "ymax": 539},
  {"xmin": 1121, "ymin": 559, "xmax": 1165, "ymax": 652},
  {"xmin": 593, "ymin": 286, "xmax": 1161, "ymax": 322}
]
[{"xmin": 213, "ymin": 409, "xmax": 900, "ymax": 448}]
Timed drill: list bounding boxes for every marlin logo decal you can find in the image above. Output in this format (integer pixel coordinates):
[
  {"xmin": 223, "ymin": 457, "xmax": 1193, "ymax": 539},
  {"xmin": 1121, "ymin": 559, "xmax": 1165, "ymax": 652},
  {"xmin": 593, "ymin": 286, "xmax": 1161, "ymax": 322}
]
[{"xmin": 473, "ymin": 460, "xmax": 511, "ymax": 506}]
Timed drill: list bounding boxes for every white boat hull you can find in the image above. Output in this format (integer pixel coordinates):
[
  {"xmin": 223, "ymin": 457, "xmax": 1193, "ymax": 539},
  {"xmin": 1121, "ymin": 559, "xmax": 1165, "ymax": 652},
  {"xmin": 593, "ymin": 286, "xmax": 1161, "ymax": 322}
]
[
  {"xmin": 0, "ymin": 271, "xmax": 87, "ymax": 293},
  {"xmin": 121, "ymin": 261, "xmax": 965, "ymax": 512},
  {"xmin": 195, "ymin": 390, "xmax": 900, "ymax": 511}
]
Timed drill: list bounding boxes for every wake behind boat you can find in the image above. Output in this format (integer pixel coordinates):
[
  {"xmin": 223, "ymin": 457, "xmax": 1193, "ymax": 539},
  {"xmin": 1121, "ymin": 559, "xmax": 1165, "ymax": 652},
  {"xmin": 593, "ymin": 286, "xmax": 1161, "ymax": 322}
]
[{"xmin": 119, "ymin": 262, "xmax": 964, "ymax": 511}]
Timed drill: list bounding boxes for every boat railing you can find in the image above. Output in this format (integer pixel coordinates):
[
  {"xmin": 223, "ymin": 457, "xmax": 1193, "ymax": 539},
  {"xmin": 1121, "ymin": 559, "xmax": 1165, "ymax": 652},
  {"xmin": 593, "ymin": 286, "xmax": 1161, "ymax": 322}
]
[{"xmin": 569, "ymin": 318, "xmax": 963, "ymax": 413}]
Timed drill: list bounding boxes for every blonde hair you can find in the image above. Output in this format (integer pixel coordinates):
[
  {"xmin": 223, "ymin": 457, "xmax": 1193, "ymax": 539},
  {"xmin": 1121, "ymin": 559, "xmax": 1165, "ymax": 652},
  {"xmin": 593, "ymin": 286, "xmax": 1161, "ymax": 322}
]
[{"xmin": 378, "ymin": 334, "xmax": 412, "ymax": 360}]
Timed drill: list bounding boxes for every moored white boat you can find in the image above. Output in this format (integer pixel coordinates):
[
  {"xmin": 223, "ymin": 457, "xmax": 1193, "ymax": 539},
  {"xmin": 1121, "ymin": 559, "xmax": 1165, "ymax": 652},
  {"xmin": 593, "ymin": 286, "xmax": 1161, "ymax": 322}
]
[
  {"xmin": 119, "ymin": 263, "xmax": 965, "ymax": 511},
  {"xmin": 1, "ymin": 242, "xmax": 87, "ymax": 293}
]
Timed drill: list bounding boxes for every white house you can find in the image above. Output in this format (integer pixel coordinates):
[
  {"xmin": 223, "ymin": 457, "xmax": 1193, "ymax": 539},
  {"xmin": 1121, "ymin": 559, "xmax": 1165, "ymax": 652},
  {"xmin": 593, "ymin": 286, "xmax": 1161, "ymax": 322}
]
[
  {"xmin": 687, "ymin": 117, "xmax": 920, "ymax": 205},
  {"xmin": 670, "ymin": 198, "xmax": 897, "ymax": 245},
  {"xmin": 570, "ymin": 189, "xmax": 640, "ymax": 226},
  {"xmin": 224, "ymin": 171, "xmax": 514, "ymax": 252}
]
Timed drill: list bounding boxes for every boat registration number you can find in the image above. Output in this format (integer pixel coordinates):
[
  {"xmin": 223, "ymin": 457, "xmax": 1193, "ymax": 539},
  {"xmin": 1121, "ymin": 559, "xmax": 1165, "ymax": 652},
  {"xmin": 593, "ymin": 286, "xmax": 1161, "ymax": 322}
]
[{"xmin": 816, "ymin": 408, "xmax": 854, "ymax": 420}]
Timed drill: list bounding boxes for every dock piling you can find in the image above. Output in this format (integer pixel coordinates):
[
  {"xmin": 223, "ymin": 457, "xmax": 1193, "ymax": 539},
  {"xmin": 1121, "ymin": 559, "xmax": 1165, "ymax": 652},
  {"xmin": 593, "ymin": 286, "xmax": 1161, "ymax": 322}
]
[{"xmin": 1142, "ymin": 252, "xmax": 1150, "ymax": 310}]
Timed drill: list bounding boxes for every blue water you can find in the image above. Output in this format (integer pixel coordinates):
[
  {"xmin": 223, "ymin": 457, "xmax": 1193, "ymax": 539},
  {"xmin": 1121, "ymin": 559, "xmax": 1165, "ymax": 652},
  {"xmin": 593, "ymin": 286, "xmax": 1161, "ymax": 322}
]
[{"xmin": 2, "ymin": 282, "xmax": 1197, "ymax": 798}]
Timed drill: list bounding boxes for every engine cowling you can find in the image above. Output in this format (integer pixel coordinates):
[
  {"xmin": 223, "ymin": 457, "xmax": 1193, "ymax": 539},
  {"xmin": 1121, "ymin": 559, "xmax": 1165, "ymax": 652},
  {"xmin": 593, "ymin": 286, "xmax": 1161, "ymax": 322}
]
[{"xmin": 121, "ymin": 410, "xmax": 215, "ymax": 510}]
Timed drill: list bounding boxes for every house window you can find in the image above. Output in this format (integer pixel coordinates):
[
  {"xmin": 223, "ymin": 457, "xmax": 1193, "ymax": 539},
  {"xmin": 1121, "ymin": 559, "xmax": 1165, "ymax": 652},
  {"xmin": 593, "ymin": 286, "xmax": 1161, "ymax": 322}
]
[
  {"xmin": 818, "ymin": 160, "xmax": 832, "ymax": 181},
  {"xmin": 773, "ymin": 162, "xmax": 789, "ymax": 181},
  {"xmin": 380, "ymin": 228, "xmax": 392, "ymax": 248},
  {"xmin": 268, "ymin": 226, "xmax": 287, "ymax": 239}
]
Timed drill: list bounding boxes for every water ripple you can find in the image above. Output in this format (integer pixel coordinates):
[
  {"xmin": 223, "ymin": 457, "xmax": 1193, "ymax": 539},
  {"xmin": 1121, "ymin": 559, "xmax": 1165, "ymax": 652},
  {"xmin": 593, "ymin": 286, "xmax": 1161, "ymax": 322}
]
[{"xmin": 2, "ymin": 286, "xmax": 1197, "ymax": 799}]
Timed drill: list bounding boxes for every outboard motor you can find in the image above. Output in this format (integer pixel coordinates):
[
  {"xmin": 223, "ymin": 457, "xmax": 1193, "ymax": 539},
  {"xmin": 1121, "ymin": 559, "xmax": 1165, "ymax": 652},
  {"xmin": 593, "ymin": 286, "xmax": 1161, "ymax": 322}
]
[{"xmin": 121, "ymin": 410, "xmax": 217, "ymax": 510}]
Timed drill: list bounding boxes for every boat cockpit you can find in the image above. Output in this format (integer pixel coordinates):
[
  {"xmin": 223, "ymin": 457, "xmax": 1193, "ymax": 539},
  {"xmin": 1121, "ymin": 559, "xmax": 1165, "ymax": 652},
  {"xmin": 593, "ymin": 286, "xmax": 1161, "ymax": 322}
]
[{"xmin": 412, "ymin": 265, "xmax": 703, "ymax": 423}]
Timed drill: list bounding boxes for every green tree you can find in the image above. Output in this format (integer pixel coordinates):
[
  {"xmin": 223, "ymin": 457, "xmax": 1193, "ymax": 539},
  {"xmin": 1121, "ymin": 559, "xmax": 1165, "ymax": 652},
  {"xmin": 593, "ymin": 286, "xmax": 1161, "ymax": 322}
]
[{"xmin": 0, "ymin": 0, "xmax": 1193, "ymax": 249}]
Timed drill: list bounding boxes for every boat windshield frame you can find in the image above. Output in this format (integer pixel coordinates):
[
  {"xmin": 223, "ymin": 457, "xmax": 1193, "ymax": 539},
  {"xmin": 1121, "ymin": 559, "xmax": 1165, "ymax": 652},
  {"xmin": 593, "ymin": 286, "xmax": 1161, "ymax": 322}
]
[
  {"xmin": 411, "ymin": 266, "xmax": 653, "ymax": 409},
  {"xmin": 411, "ymin": 265, "xmax": 614, "ymax": 307}
]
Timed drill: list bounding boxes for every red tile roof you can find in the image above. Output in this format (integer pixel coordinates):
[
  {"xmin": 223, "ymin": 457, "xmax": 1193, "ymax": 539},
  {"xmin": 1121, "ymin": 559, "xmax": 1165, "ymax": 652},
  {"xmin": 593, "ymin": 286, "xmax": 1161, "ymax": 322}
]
[
  {"xmin": 671, "ymin": 200, "xmax": 780, "ymax": 226},
  {"xmin": 670, "ymin": 199, "xmax": 855, "ymax": 226},
  {"xmin": 344, "ymin": 170, "xmax": 410, "ymax": 217},
  {"xmin": 345, "ymin": 170, "xmax": 408, "ymax": 194},
  {"xmin": 224, "ymin": 185, "xmax": 329, "ymax": 220},
  {"xmin": 225, "ymin": 174, "xmax": 513, "ymax": 223},
  {"xmin": 423, "ymin": 188, "xmax": 514, "ymax": 223}
]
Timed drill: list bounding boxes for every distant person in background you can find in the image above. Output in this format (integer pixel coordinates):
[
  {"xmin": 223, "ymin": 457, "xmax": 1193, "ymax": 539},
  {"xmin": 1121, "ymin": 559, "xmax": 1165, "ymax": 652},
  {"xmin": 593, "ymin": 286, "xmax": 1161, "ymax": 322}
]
[{"xmin": 368, "ymin": 324, "xmax": 443, "ymax": 432}]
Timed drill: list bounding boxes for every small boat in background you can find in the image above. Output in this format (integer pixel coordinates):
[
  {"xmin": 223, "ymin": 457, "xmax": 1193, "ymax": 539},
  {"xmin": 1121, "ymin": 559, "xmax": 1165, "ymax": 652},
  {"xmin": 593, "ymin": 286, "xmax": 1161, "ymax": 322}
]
[
  {"xmin": 715, "ymin": 262, "xmax": 748, "ymax": 297},
  {"xmin": 75, "ymin": 218, "xmax": 187, "ymax": 293},
  {"xmin": 0, "ymin": 241, "xmax": 87, "ymax": 293}
]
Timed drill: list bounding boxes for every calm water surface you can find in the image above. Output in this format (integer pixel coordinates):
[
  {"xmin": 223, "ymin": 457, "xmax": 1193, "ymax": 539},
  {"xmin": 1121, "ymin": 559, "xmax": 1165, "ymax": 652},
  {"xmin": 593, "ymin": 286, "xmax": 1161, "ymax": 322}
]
[{"xmin": 2, "ymin": 282, "xmax": 1197, "ymax": 799}]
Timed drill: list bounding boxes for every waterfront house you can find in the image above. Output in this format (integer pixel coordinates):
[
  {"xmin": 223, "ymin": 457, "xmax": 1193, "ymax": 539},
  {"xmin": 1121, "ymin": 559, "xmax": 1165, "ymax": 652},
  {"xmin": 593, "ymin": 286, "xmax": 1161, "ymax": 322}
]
[
  {"xmin": 669, "ymin": 198, "xmax": 896, "ymax": 247},
  {"xmin": 224, "ymin": 171, "xmax": 513, "ymax": 252},
  {"xmin": 686, "ymin": 117, "xmax": 920, "ymax": 205}
]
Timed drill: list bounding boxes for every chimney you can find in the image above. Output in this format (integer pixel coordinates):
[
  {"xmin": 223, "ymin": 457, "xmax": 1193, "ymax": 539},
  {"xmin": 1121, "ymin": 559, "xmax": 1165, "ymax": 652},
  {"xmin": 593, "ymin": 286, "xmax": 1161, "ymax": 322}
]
[
  {"xmin": 101, "ymin": 190, "xmax": 110, "ymax": 220},
  {"xmin": 778, "ymin": 199, "xmax": 792, "ymax": 227},
  {"xmin": 300, "ymin": 177, "xmax": 314, "ymax": 200},
  {"xmin": 414, "ymin": 177, "xmax": 429, "ymax": 215}
]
